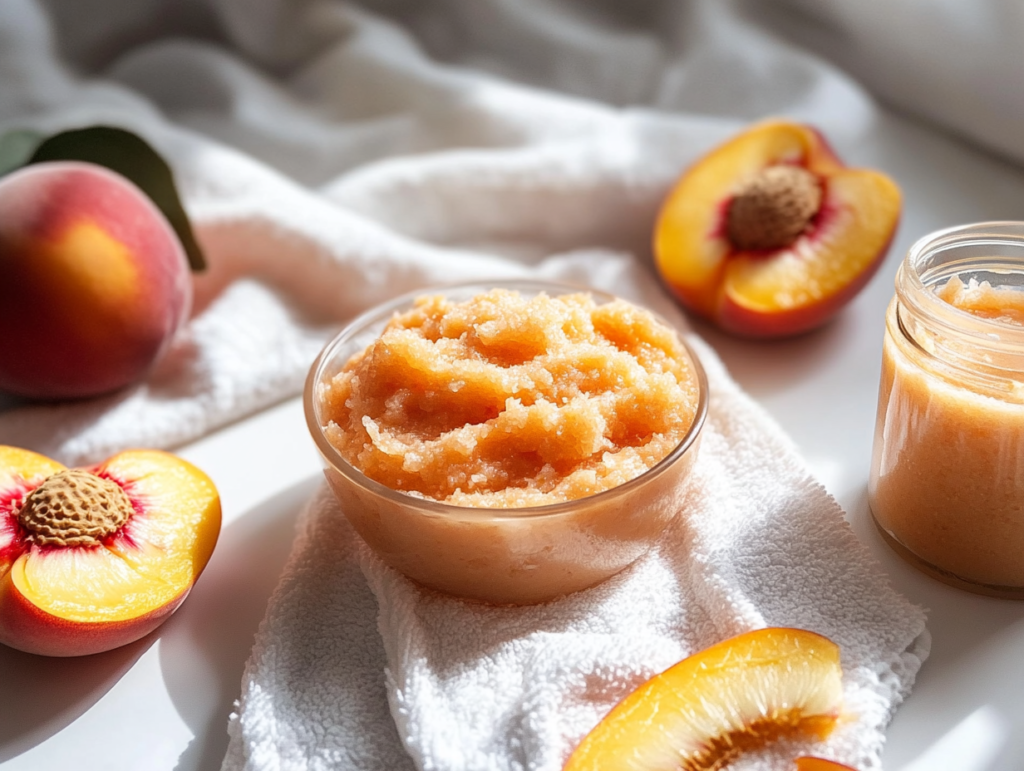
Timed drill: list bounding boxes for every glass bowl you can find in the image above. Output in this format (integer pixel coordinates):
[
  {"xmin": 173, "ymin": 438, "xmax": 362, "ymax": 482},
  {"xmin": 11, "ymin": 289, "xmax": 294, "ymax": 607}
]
[{"xmin": 303, "ymin": 279, "xmax": 708, "ymax": 604}]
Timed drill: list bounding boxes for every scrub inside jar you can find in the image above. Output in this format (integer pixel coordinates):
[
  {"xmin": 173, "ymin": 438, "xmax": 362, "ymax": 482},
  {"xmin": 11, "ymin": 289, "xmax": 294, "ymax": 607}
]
[{"xmin": 936, "ymin": 274, "xmax": 1024, "ymax": 326}]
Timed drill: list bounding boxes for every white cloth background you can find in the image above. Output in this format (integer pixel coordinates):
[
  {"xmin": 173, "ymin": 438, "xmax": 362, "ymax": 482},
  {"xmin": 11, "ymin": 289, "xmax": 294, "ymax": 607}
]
[
  {"xmin": 1, "ymin": 1, "xmax": 1020, "ymax": 769},
  {"xmin": 3, "ymin": 0, "xmax": 1023, "ymax": 461}
]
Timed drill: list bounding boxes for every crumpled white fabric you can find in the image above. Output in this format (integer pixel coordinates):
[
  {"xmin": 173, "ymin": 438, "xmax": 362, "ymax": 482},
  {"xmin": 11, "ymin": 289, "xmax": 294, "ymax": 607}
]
[
  {"xmin": 12, "ymin": 0, "xmax": 1019, "ymax": 768},
  {"xmin": 4, "ymin": 0, "xmax": 1020, "ymax": 462}
]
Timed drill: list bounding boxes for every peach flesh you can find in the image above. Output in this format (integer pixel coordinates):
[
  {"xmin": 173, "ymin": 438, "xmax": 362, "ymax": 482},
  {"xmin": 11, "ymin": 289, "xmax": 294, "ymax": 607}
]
[
  {"xmin": 0, "ymin": 447, "xmax": 220, "ymax": 656},
  {"xmin": 0, "ymin": 569, "xmax": 187, "ymax": 658},
  {"xmin": 0, "ymin": 161, "xmax": 191, "ymax": 399},
  {"xmin": 716, "ymin": 196, "xmax": 897, "ymax": 338},
  {"xmin": 563, "ymin": 628, "xmax": 844, "ymax": 771}
]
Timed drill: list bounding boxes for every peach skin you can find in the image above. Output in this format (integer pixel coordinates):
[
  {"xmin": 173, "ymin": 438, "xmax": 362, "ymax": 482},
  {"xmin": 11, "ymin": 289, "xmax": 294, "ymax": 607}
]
[
  {"xmin": 0, "ymin": 161, "xmax": 191, "ymax": 399},
  {"xmin": 654, "ymin": 120, "xmax": 900, "ymax": 338},
  {"xmin": 0, "ymin": 446, "xmax": 221, "ymax": 657}
]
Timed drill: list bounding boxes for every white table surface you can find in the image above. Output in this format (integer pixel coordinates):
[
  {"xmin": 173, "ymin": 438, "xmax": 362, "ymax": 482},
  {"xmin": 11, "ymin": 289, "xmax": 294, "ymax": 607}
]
[{"xmin": 2, "ymin": 114, "xmax": 1024, "ymax": 771}]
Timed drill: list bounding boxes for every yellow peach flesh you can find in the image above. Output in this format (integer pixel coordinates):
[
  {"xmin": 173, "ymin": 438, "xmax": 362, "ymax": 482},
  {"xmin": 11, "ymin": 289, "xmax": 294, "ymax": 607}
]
[
  {"xmin": 794, "ymin": 757, "xmax": 859, "ymax": 771},
  {"xmin": 10, "ymin": 547, "xmax": 175, "ymax": 624},
  {"xmin": 100, "ymin": 450, "xmax": 221, "ymax": 583},
  {"xmin": 723, "ymin": 170, "xmax": 901, "ymax": 313},
  {"xmin": 0, "ymin": 446, "xmax": 66, "ymax": 487},
  {"xmin": 563, "ymin": 628, "xmax": 844, "ymax": 771}
]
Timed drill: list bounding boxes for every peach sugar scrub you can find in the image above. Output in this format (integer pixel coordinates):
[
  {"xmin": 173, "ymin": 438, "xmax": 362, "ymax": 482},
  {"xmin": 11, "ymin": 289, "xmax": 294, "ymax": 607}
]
[
  {"xmin": 319, "ymin": 289, "xmax": 701, "ymax": 507},
  {"xmin": 869, "ymin": 223, "xmax": 1024, "ymax": 598},
  {"xmin": 305, "ymin": 281, "xmax": 707, "ymax": 604}
]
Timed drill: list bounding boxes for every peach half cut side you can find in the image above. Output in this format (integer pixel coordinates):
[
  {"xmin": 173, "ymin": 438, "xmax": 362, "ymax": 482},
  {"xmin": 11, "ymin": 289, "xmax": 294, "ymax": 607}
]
[
  {"xmin": 654, "ymin": 119, "xmax": 901, "ymax": 338},
  {"xmin": 0, "ymin": 447, "xmax": 221, "ymax": 657},
  {"xmin": 563, "ymin": 627, "xmax": 844, "ymax": 771},
  {"xmin": 0, "ymin": 162, "xmax": 192, "ymax": 400}
]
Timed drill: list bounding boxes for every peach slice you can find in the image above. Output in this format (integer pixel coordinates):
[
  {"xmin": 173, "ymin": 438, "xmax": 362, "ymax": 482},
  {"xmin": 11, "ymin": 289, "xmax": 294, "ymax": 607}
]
[
  {"xmin": 563, "ymin": 627, "xmax": 844, "ymax": 771},
  {"xmin": 0, "ymin": 446, "xmax": 220, "ymax": 656},
  {"xmin": 654, "ymin": 120, "xmax": 901, "ymax": 338}
]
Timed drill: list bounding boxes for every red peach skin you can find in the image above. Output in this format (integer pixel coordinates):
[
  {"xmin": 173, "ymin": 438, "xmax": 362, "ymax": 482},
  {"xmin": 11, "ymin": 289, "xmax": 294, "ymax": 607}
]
[{"xmin": 0, "ymin": 161, "xmax": 191, "ymax": 399}]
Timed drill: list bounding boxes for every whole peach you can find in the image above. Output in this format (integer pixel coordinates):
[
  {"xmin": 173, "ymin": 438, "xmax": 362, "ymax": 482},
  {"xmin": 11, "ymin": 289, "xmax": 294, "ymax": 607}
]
[{"xmin": 0, "ymin": 161, "xmax": 191, "ymax": 399}]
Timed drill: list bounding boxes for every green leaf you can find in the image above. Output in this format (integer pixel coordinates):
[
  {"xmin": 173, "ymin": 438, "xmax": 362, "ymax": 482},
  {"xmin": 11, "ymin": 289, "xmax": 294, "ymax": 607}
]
[
  {"xmin": 27, "ymin": 126, "xmax": 206, "ymax": 272},
  {"xmin": 0, "ymin": 129, "xmax": 44, "ymax": 177}
]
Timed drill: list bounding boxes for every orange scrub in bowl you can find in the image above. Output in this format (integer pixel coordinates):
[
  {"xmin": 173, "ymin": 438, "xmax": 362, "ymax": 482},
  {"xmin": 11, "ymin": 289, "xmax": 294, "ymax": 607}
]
[
  {"xmin": 308, "ymin": 285, "xmax": 707, "ymax": 604},
  {"xmin": 320, "ymin": 289, "xmax": 701, "ymax": 507}
]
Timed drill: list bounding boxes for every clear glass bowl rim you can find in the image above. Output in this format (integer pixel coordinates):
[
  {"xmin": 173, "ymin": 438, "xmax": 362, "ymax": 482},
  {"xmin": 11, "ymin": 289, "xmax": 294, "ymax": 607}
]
[{"xmin": 303, "ymin": 278, "xmax": 709, "ymax": 522}]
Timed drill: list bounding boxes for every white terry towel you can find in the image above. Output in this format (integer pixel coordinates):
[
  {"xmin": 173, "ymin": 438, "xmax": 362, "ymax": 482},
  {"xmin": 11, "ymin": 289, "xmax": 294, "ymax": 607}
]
[{"xmin": 222, "ymin": 326, "xmax": 928, "ymax": 771}]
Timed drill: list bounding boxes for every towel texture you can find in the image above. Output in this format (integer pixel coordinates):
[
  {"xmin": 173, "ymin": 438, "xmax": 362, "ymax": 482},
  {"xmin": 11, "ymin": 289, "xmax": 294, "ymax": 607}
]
[{"xmin": 0, "ymin": 0, "xmax": 976, "ymax": 769}]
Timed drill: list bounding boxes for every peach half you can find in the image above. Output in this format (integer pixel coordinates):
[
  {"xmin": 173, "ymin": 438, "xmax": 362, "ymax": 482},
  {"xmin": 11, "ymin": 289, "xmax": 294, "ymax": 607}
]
[
  {"xmin": 0, "ymin": 161, "xmax": 192, "ymax": 399},
  {"xmin": 654, "ymin": 120, "xmax": 901, "ymax": 338},
  {"xmin": 0, "ymin": 446, "xmax": 221, "ymax": 657},
  {"xmin": 563, "ymin": 627, "xmax": 844, "ymax": 771}
]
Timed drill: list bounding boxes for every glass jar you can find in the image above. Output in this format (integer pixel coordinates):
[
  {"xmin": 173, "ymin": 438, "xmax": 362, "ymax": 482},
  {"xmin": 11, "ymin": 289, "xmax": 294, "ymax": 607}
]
[{"xmin": 869, "ymin": 222, "xmax": 1024, "ymax": 599}]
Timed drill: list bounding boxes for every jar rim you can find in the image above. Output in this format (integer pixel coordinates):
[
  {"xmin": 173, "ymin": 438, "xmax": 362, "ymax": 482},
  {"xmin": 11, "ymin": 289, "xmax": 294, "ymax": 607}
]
[{"xmin": 898, "ymin": 221, "xmax": 1024, "ymax": 363}]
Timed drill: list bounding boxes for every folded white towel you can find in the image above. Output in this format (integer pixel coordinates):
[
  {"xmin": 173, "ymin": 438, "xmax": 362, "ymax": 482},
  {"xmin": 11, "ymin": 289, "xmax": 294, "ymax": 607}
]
[{"xmin": 222, "ymin": 329, "xmax": 928, "ymax": 771}]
